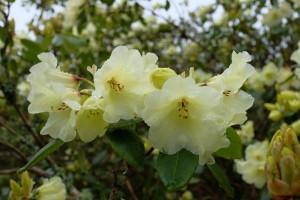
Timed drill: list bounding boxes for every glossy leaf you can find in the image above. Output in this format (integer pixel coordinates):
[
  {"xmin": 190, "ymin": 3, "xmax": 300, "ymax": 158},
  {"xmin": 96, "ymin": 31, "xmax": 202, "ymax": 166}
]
[
  {"xmin": 157, "ymin": 149, "xmax": 199, "ymax": 191},
  {"xmin": 208, "ymin": 163, "xmax": 234, "ymax": 198},
  {"xmin": 106, "ymin": 129, "xmax": 144, "ymax": 169},
  {"xmin": 214, "ymin": 127, "xmax": 242, "ymax": 159},
  {"xmin": 18, "ymin": 139, "xmax": 64, "ymax": 174}
]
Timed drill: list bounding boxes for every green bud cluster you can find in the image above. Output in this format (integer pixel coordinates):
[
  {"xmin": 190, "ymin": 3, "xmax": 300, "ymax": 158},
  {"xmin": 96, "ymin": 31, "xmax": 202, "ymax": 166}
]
[
  {"xmin": 264, "ymin": 90, "xmax": 300, "ymax": 121},
  {"xmin": 265, "ymin": 128, "xmax": 300, "ymax": 197}
]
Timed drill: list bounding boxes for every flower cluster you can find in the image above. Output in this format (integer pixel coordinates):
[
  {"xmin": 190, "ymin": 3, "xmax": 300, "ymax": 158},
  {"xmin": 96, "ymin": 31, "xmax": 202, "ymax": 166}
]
[
  {"xmin": 264, "ymin": 90, "xmax": 300, "ymax": 122},
  {"xmin": 35, "ymin": 177, "xmax": 66, "ymax": 200},
  {"xmin": 235, "ymin": 140, "xmax": 269, "ymax": 188},
  {"xmin": 27, "ymin": 46, "xmax": 255, "ymax": 165}
]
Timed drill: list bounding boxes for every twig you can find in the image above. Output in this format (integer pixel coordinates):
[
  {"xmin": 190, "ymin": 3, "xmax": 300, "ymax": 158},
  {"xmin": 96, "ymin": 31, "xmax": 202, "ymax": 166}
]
[
  {"xmin": 0, "ymin": 167, "xmax": 49, "ymax": 177},
  {"xmin": 0, "ymin": 141, "xmax": 50, "ymax": 176},
  {"xmin": 126, "ymin": 179, "xmax": 139, "ymax": 200},
  {"xmin": 12, "ymin": 103, "xmax": 43, "ymax": 146},
  {"xmin": 30, "ymin": 166, "xmax": 49, "ymax": 177},
  {"xmin": 0, "ymin": 140, "xmax": 27, "ymax": 161},
  {"xmin": 109, "ymin": 170, "xmax": 119, "ymax": 200},
  {"xmin": 0, "ymin": 118, "xmax": 18, "ymax": 136},
  {"xmin": 123, "ymin": 161, "xmax": 139, "ymax": 200},
  {"xmin": 0, "ymin": 168, "xmax": 18, "ymax": 174}
]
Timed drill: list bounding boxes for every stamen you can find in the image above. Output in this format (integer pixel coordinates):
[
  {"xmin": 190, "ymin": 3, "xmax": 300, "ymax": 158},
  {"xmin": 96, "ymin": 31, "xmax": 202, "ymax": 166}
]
[
  {"xmin": 108, "ymin": 77, "xmax": 124, "ymax": 92},
  {"xmin": 178, "ymin": 98, "xmax": 189, "ymax": 119},
  {"xmin": 223, "ymin": 90, "xmax": 231, "ymax": 96},
  {"xmin": 57, "ymin": 102, "xmax": 69, "ymax": 111}
]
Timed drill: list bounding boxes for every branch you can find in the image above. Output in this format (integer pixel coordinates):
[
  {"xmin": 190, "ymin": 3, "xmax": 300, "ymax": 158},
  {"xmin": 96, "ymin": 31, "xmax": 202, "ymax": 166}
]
[
  {"xmin": 125, "ymin": 179, "xmax": 139, "ymax": 200},
  {"xmin": 0, "ymin": 167, "xmax": 49, "ymax": 177},
  {"xmin": 12, "ymin": 103, "xmax": 43, "ymax": 146},
  {"xmin": 109, "ymin": 170, "xmax": 119, "ymax": 200},
  {"xmin": 0, "ymin": 140, "xmax": 27, "ymax": 161},
  {"xmin": 0, "ymin": 117, "xmax": 18, "ymax": 136}
]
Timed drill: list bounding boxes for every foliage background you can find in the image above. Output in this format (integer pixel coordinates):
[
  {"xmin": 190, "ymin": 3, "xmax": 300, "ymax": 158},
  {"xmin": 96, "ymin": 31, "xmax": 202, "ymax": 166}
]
[{"xmin": 0, "ymin": 0, "xmax": 300, "ymax": 199}]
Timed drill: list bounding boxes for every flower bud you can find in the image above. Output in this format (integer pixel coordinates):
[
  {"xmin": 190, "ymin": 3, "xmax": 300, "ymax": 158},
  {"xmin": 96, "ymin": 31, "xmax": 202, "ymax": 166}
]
[
  {"xmin": 150, "ymin": 68, "xmax": 177, "ymax": 89},
  {"xmin": 264, "ymin": 103, "xmax": 277, "ymax": 111},
  {"xmin": 265, "ymin": 128, "xmax": 300, "ymax": 197},
  {"xmin": 181, "ymin": 191, "xmax": 193, "ymax": 200},
  {"xmin": 291, "ymin": 119, "xmax": 300, "ymax": 135},
  {"xmin": 8, "ymin": 171, "xmax": 34, "ymax": 200},
  {"xmin": 268, "ymin": 110, "xmax": 282, "ymax": 121}
]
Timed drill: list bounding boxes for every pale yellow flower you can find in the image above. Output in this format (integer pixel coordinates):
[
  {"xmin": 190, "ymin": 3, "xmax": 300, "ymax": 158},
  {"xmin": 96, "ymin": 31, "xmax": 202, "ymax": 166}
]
[
  {"xmin": 236, "ymin": 120, "xmax": 254, "ymax": 144},
  {"xmin": 93, "ymin": 46, "xmax": 158, "ymax": 123},
  {"xmin": 41, "ymin": 109, "xmax": 77, "ymax": 142},
  {"xmin": 27, "ymin": 52, "xmax": 81, "ymax": 114},
  {"xmin": 261, "ymin": 62, "xmax": 278, "ymax": 86},
  {"xmin": 235, "ymin": 140, "xmax": 269, "ymax": 188},
  {"xmin": 35, "ymin": 177, "xmax": 66, "ymax": 200},
  {"xmin": 17, "ymin": 80, "xmax": 31, "ymax": 97},
  {"xmin": 207, "ymin": 51, "xmax": 255, "ymax": 126},
  {"xmin": 75, "ymin": 97, "xmax": 108, "ymax": 142},
  {"xmin": 143, "ymin": 75, "xmax": 229, "ymax": 165}
]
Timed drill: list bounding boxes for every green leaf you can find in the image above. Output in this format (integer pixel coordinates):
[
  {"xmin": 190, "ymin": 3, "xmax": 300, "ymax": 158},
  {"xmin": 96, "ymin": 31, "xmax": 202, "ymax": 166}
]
[
  {"xmin": 64, "ymin": 36, "xmax": 86, "ymax": 46},
  {"xmin": 101, "ymin": 0, "xmax": 114, "ymax": 6},
  {"xmin": 0, "ymin": 27, "xmax": 5, "ymax": 41},
  {"xmin": 214, "ymin": 127, "xmax": 242, "ymax": 159},
  {"xmin": 52, "ymin": 35, "xmax": 64, "ymax": 46},
  {"xmin": 107, "ymin": 118, "xmax": 143, "ymax": 130},
  {"xmin": 165, "ymin": 0, "xmax": 170, "ymax": 10},
  {"xmin": 18, "ymin": 139, "xmax": 64, "ymax": 174},
  {"xmin": 208, "ymin": 163, "xmax": 234, "ymax": 198},
  {"xmin": 106, "ymin": 129, "xmax": 144, "ymax": 169},
  {"xmin": 157, "ymin": 149, "xmax": 199, "ymax": 191}
]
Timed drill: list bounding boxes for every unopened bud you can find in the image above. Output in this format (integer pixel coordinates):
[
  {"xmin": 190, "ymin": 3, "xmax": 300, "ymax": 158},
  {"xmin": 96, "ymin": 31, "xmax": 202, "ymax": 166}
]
[
  {"xmin": 269, "ymin": 110, "xmax": 282, "ymax": 121},
  {"xmin": 291, "ymin": 119, "xmax": 300, "ymax": 135},
  {"xmin": 264, "ymin": 103, "xmax": 277, "ymax": 111},
  {"xmin": 150, "ymin": 68, "xmax": 177, "ymax": 89},
  {"xmin": 265, "ymin": 128, "xmax": 300, "ymax": 197}
]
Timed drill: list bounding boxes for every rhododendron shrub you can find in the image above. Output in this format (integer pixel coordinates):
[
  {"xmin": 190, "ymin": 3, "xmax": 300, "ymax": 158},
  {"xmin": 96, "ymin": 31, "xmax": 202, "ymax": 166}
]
[{"xmin": 2, "ymin": 0, "xmax": 300, "ymax": 199}]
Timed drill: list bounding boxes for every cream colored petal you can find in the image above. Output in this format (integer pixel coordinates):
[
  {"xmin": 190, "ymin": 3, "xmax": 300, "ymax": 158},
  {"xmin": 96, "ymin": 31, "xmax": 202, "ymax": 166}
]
[
  {"xmin": 27, "ymin": 87, "xmax": 62, "ymax": 113},
  {"xmin": 76, "ymin": 109, "xmax": 108, "ymax": 142},
  {"xmin": 225, "ymin": 90, "xmax": 254, "ymax": 111},
  {"xmin": 37, "ymin": 52, "xmax": 57, "ymax": 68},
  {"xmin": 40, "ymin": 110, "xmax": 76, "ymax": 142},
  {"xmin": 103, "ymin": 91, "xmax": 145, "ymax": 123},
  {"xmin": 143, "ymin": 52, "xmax": 158, "ymax": 71}
]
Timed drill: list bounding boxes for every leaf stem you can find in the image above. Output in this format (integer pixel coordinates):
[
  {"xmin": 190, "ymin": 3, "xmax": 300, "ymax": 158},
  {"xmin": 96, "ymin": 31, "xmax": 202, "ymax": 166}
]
[{"xmin": 76, "ymin": 76, "xmax": 95, "ymax": 88}]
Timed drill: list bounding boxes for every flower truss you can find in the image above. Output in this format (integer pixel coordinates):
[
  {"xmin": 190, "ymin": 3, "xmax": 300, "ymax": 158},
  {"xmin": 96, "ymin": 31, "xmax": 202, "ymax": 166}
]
[
  {"xmin": 27, "ymin": 46, "xmax": 256, "ymax": 165},
  {"xmin": 235, "ymin": 140, "xmax": 269, "ymax": 188}
]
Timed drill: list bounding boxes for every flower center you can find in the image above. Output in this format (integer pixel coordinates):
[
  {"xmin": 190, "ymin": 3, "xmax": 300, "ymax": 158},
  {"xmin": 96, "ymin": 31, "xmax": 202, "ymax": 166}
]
[
  {"xmin": 177, "ymin": 98, "xmax": 189, "ymax": 119},
  {"xmin": 108, "ymin": 77, "xmax": 124, "ymax": 92},
  {"xmin": 223, "ymin": 90, "xmax": 231, "ymax": 96},
  {"xmin": 87, "ymin": 110, "xmax": 100, "ymax": 118},
  {"xmin": 56, "ymin": 102, "xmax": 68, "ymax": 111}
]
